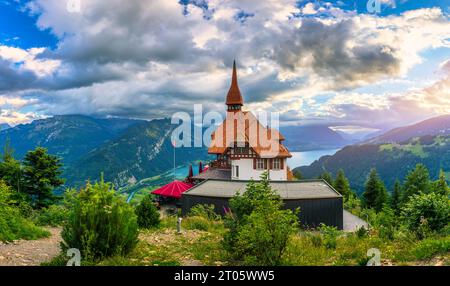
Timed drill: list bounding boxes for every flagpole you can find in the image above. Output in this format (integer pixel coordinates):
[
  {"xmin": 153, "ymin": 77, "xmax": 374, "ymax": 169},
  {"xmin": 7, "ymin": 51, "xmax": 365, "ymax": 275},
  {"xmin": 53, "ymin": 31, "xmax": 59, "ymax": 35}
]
[{"xmin": 173, "ymin": 140, "xmax": 176, "ymax": 180}]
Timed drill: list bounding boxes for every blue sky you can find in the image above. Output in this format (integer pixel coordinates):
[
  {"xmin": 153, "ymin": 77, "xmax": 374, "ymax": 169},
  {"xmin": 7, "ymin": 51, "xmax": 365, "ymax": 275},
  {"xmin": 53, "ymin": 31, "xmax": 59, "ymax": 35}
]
[
  {"xmin": 0, "ymin": 0, "xmax": 449, "ymax": 131},
  {"xmin": 0, "ymin": 1, "xmax": 57, "ymax": 48}
]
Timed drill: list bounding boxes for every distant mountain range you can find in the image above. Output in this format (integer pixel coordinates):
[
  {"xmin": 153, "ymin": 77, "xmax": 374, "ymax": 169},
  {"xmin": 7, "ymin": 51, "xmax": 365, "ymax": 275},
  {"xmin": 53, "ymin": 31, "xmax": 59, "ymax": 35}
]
[
  {"xmin": 0, "ymin": 115, "xmax": 208, "ymax": 188},
  {"xmin": 364, "ymin": 114, "xmax": 450, "ymax": 144},
  {"xmin": 0, "ymin": 123, "xmax": 10, "ymax": 131},
  {"xmin": 295, "ymin": 114, "xmax": 450, "ymax": 194},
  {"xmin": 0, "ymin": 115, "xmax": 139, "ymax": 164},
  {"xmin": 280, "ymin": 125, "xmax": 352, "ymax": 151},
  {"xmin": 2, "ymin": 113, "xmax": 449, "ymax": 192}
]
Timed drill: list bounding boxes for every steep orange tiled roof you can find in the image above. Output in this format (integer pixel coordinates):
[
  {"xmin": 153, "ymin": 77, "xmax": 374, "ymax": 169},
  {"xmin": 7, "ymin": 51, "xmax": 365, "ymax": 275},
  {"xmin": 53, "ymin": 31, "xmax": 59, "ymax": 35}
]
[
  {"xmin": 208, "ymin": 111, "xmax": 292, "ymax": 158},
  {"xmin": 226, "ymin": 61, "xmax": 243, "ymax": 106}
]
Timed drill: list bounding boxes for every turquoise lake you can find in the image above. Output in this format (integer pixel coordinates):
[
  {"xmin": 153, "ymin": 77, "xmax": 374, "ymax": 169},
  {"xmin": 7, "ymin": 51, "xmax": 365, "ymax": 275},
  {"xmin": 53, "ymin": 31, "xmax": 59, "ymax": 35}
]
[{"xmin": 287, "ymin": 149, "xmax": 340, "ymax": 169}]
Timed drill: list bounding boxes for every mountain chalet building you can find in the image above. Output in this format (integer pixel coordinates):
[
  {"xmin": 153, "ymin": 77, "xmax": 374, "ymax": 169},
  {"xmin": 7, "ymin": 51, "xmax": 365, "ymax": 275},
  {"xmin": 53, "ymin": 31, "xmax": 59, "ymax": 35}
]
[{"xmin": 182, "ymin": 62, "xmax": 343, "ymax": 229}]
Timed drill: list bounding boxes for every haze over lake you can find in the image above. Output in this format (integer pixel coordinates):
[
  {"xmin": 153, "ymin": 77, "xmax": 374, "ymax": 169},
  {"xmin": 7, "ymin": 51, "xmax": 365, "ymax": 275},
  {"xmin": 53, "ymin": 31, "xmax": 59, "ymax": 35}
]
[{"xmin": 287, "ymin": 149, "xmax": 340, "ymax": 169}]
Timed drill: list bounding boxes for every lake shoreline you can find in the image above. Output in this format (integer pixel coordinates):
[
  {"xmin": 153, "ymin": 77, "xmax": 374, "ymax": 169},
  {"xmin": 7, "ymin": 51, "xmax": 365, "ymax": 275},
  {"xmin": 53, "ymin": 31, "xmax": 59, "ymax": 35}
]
[{"xmin": 287, "ymin": 148, "xmax": 341, "ymax": 169}]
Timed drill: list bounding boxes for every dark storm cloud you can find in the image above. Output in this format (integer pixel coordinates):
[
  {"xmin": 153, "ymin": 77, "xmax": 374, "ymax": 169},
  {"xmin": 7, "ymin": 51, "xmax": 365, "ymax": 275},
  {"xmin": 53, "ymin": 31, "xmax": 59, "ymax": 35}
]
[
  {"xmin": 272, "ymin": 18, "xmax": 401, "ymax": 89},
  {"xmin": 0, "ymin": 59, "xmax": 38, "ymax": 92}
]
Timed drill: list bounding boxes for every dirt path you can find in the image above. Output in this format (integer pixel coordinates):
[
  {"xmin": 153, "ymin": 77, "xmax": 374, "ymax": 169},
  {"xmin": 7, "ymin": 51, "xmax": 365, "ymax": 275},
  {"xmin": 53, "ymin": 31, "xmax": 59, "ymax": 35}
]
[{"xmin": 0, "ymin": 228, "xmax": 62, "ymax": 266}]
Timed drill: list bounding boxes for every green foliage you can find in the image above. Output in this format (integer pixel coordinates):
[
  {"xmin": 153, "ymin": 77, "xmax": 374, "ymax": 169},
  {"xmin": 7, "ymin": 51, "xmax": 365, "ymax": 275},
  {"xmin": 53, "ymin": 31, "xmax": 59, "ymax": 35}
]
[
  {"xmin": 401, "ymin": 192, "xmax": 450, "ymax": 237},
  {"xmin": 362, "ymin": 168, "xmax": 388, "ymax": 212},
  {"xmin": 344, "ymin": 193, "xmax": 363, "ymax": 216},
  {"xmin": 234, "ymin": 206, "xmax": 298, "ymax": 265},
  {"xmin": 0, "ymin": 181, "xmax": 49, "ymax": 242},
  {"xmin": 319, "ymin": 224, "xmax": 340, "ymax": 249},
  {"xmin": 0, "ymin": 139, "xmax": 23, "ymax": 193},
  {"xmin": 293, "ymin": 170, "xmax": 303, "ymax": 180},
  {"xmin": 373, "ymin": 205, "xmax": 396, "ymax": 240},
  {"xmin": 61, "ymin": 180, "xmax": 139, "ymax": 261},
  {"xmin": 22, "ymin": 147, "xmax": 64, "ymax": 209},
  {"xmin": 318, "ymin": 171, "xmax": 333, "ymax": 186},
  {"xmin": 223, "ymin": 172, "xmax": 298, "ymax": 266},
  {"xmin": 189, "ymin": 204, "xmax": 220, "ymax": 221},
  {"xmin": 309, "ymin": 233, "xmax": 323, "ymax": 247},
  {"xmin": 34, "ymin": 205, "xmax": 69, "ymax": 227},
  {"xmin": 135, "ymin": 195, "xmax": 160, "ymax": 228},
  {"xmin": 402, "ymin": 164, "xmax": 431, "ymax": 204},
  {"xmin": 356, "ymin": 226, "xmax": 368, "ymax": 238},
  {"xmin": 183, "ymin": 216, "xmax": 210, "ymax": 231},
  {"xmin": 413, "ymin": 237, "xmax": 450, "ymax": 260},
  {"xmin": 333, "ymin": 169, "xmax": 352, "ymax": 200},
  {"xmin": 391, "ymin": 179, "xmax": 402, "ymax": 214},
  {"xmin": 431, "ymin": 170, "xmax": 449, "ymax": 196}
]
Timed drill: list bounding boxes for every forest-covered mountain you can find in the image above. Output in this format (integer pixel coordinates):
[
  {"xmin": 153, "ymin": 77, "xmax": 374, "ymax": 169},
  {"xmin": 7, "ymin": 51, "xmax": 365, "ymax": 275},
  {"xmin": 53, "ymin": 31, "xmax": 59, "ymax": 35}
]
[
  {"xmin": 0, "ymin": 115, "xmax": 139, "ymax": 164},
  {"xmin": 280, "ymin": 125, "xmax": 351, "ymax": 151},
  {"xmin": 65, "ymin": 119, "xmax": 208, "ymax": 188},
  {"xmin": 365, "ymin": 114, "xmax": 450, "ymax": 144},
  {"xmin": 0, "ymin": 115, "xmax": 208, "ymax": 189},
  {"xmin": 295, "ymin": 135, "xmax": 450, "ymax": 195}
]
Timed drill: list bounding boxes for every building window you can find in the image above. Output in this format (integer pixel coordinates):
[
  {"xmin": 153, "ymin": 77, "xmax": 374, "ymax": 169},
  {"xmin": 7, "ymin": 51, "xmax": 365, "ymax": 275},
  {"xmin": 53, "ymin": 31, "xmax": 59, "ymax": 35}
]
[
  {"xmin": 235, "ymin": 165, "xmax": 239, "ymax": 178},
  {"xmin": 256, "ymin": 158, "xmax": 265, "ymax": 170},
  {"xmin": 273, "ymin": 158, "xmax": 281, "ymax": 170}
]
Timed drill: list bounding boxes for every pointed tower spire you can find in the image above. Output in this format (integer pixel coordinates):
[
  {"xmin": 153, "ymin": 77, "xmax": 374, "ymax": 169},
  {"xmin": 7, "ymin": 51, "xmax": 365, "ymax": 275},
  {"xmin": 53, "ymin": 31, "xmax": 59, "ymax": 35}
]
[{"xmin": 226, "ymin": 60, "xmax": 243, "ymax": 111}]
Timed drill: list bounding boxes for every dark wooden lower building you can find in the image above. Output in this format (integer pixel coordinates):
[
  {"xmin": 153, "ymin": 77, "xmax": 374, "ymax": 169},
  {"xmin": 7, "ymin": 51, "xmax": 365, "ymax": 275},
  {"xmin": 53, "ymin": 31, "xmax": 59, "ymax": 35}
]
[{"xmin": 181, "ymin": 179, "xmax": 343, "ymax": 229}]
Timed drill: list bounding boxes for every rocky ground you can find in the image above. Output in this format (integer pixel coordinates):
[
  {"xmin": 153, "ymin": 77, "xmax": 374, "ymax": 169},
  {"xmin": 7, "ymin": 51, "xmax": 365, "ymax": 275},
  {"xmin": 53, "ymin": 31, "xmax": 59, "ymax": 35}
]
[{"xmin": 0, "ymin": 228, "xmax": 62, "ymax": 266}]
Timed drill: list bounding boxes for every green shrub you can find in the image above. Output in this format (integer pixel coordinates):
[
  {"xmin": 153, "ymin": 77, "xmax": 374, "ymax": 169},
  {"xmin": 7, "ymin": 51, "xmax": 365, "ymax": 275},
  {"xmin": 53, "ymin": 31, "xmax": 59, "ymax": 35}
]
[
  {"xmin": 223, "ymin": 173, "xmax": 286, "ymax": 253},
  {"xmin": 189, "ymin": 204, "xmax": 220, "ymax": 221},
  {"xmin": 0, "ymin": 206, "xmax": 50, "ymax": 242},
  {"xmin": 309, "ymin": 233, "xmax": 323, "ymax": 247},
  {"xmin": 234, "ymin": 207, "xmax": 298, "ymax": 265},
  {"xmin": 0, "ymin": 181, "xmax": 49, "ymax": 242},
  {"xmin": 440, "ymin": 224, "xmax": 450, "ymax": 236},
  {"xmin": 35, "ymin": 205, "xmax": 69, "ymax": 227},
  {"xmin": 319, "ymin": 224, "xmax": 339, "ymax": 249},
  {"xmin": 223, "ymin": 173, "xmax": 298, "ymax": 266},
  {"xmin": 413, "ymin": 237, "xmax": 450, "ymax": 260},
  {"xmin": 61, "ymin": 180, "xmax": 139, "ymax": 262},
  {"xmin": 356, "ymin": 226, "xmax": 368, "ymax": 238},
  {"xmin": 401, "ymin": 192, "xmax": 450, "ymax": 237},
  {"xmin": 135, "ymin": 195, "xmax": 160, "ymax": 228},
  {"xmin": 374, "ymin": 206, "xmax": 396, "ymax": 240},
  {"xmin": 183, "ymin": 216, "xmax": 210, "ymax": 231}
]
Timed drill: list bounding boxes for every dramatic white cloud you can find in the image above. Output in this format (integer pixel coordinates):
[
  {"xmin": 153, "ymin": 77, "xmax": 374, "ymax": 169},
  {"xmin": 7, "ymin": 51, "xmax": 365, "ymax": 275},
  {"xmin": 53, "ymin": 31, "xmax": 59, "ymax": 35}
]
[
  {"xmin": 0, "ymin": 45, "xmax": 60, "ymax": 76},
  {"xmin": 0, "ymin": 0, "xmax": 449, "ymax": 129}
]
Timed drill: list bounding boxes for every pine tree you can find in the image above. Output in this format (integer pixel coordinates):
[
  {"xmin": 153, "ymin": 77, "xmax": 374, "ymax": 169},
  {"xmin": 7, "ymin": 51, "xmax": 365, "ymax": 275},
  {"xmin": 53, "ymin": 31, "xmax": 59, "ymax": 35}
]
[
  {"xmin": 318, "ymin": 171, "xmax": 333, "ymax": 186},
  {"xmin": 0, "ymin": 139, "xmax": 22, "ymax": 192},
  {"xmin": 22, "ymin": 147, "xmax": 65, "ymax": 209},
  {"xmin": 391, "ymin": 179, "xmax": 402, "ymax": 213},
  {"xmin": 432, "ymin": 170, "xmax": 449, "ymax": 196},
  {"xmin": 333, "ymin": 169, "xmax": 352, "ymax": 199},
  {"xmin": 402, "ymin": 164, "xmax": 430, "ymax": 204},
  {"xmin": 362, "ymin": 168, "xmax": 388, "ymax": 212},
  {"xmin": 293, "ymin": 170, "xmax": 303, "ymax": 180}
]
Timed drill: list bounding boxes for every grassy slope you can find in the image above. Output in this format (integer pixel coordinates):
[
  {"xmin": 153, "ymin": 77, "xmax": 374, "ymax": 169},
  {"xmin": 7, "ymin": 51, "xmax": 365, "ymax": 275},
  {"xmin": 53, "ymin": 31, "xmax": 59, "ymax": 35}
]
[
  {"xmin": 0, "ymin": 208, "xmax": 50, "ymax": 242},
  {"xmin": 92, "ymin": 217, "xmax": 449, "ymax": 266}
]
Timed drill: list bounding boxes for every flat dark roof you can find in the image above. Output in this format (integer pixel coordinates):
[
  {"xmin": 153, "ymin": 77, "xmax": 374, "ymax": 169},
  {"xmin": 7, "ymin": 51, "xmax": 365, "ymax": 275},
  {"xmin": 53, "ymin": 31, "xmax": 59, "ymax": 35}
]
[
  {"xmin": 192, "ymin": 168, "xmax": 231, "ymax": 180},
  {"xmin": 184, "ymin": 179, "xmax": 342, "ymax": 200}
]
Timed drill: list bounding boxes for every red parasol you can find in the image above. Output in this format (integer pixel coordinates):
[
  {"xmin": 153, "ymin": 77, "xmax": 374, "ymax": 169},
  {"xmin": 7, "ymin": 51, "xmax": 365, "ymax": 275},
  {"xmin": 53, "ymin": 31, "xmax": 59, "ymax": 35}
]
[{"xmin": 151, "ymin": 180, "xmax": 193, "ymax": 199}]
